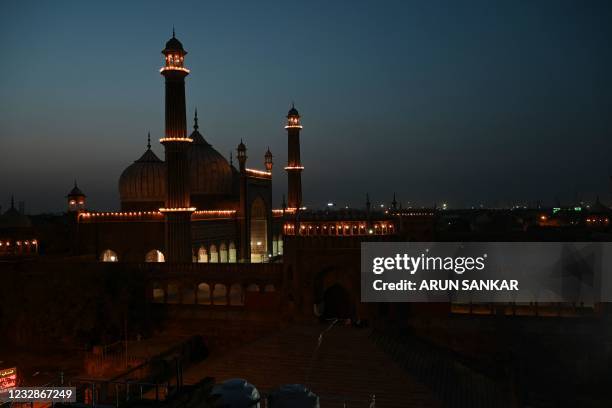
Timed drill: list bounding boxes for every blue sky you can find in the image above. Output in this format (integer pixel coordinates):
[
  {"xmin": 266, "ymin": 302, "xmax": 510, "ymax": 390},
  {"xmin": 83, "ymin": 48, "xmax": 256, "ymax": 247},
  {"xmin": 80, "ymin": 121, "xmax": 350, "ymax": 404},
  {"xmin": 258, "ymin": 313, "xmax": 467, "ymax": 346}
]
[{"xmin": 1, "ymin": 0, "xmax": 611, "ymax": 212}]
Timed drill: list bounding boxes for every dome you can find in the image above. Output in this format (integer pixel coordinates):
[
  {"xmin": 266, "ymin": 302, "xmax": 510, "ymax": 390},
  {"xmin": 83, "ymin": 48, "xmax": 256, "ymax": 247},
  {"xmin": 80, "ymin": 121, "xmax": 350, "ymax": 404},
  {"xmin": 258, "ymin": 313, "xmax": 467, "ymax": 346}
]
[
  {"xmin": 67, "ymin": 181, "xmax": 85, "ymax": 197},
  {"xmin": 163, "ymin": 30, "xmax": 185, "ymax": 54},
  {"xmin": 164, "ymin": 37, "xmax": 184, "ymax": 51},
  {"xmin": 0, "ymin": 207, "xmax": 31, "ymax": 229},
  {"xmin": 188, "ymin": 128, "xmax": 233, "ymax": 197},
  {"xmin": 212, "ymin": 379, "xmax": 260, "ymax": 408},
  {"xmin": 287, "ymin": 103, "xmax": 299, "ymax": 117},
  {"xmin": 119, "ymin": 147, "xmax": 165, "ymax": 210}
]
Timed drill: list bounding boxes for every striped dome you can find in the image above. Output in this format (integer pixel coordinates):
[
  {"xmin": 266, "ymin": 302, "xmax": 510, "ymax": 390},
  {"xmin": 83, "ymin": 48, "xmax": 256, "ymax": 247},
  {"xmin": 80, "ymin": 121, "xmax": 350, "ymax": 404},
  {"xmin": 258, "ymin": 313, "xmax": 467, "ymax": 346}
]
[
  {"xmin": 188, "ymin": 129, "xmax": 233, "ymax": 196},
  {"xmin": 119, "ymin": 148, "xmax": 166, "ymax": 205}
]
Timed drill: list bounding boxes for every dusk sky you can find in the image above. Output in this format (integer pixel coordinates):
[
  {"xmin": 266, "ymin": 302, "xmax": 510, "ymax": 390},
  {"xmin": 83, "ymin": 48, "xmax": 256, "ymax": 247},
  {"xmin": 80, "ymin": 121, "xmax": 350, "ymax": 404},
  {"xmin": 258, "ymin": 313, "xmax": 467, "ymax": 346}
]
[{"xmin": 1, "ymin": 0, "xmax": 612, "ymax": 213}]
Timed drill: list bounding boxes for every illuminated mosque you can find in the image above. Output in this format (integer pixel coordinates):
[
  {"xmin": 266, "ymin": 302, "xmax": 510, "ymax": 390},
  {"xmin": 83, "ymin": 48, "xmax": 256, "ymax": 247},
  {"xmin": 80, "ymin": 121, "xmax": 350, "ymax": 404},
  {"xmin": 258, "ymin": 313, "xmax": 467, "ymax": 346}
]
[{"xmin": 75, "ymin": 32, "xmax": 306, "ymax": 264}]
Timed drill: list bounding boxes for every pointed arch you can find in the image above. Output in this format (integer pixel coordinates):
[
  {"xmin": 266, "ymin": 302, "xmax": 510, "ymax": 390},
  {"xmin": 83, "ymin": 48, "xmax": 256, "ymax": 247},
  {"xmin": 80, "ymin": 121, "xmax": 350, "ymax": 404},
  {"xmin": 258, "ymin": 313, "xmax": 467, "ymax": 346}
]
[
  {"xmin": 197, "ymin": 246, "xmax": 208, "ymax": 263},
  {"xmin": 101, "ymin": 249, "xmax": 118, "ymax": 262},
  {"xmin": 229, "ymin": 241, "xmax": 237, "ymax": 263},
  {"xmin": 145, "ymin": 249, "xmax": 165, "ymax": 262}
]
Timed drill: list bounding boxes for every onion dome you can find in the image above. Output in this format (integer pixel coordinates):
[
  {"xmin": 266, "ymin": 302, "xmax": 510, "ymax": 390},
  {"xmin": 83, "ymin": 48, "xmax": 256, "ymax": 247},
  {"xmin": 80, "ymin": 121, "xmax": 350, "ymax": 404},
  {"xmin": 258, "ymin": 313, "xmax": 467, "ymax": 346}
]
[
  {"xmin": 163, "ymin": 28, "xmax": 186, "ymax": 53},
  {"xmin": 287, "ymin": 102, "xmax": 299, "ymax": 118},
  {"xmin": 0, "ymin": 196, "xmax": 31, "ymax": 229},
  {"xmin": 68, "ymin": 185, "xmax": 84, "ymax": 197},
  {"xmin": 212, "ymin": 379, "xmax": 260, "ymax": 408},
  {"xmin": 118, "ymin": 133, "xmax": 165, "ymax": 210},
  {"xmin": 67, "ymin": 180, "xmax": 85, "ymax": 198},
  {"xmin": 187, "ymin": 110, "xmax": 233, "ymax": 197}
]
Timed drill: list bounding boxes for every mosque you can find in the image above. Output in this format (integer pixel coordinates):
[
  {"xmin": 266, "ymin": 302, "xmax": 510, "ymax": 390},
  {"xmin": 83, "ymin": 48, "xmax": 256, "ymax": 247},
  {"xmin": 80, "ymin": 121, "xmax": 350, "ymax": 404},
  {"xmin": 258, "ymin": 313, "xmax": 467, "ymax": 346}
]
[{"xmin": 70, "ymin": 32, "xmax": 303, "ymax": 264}]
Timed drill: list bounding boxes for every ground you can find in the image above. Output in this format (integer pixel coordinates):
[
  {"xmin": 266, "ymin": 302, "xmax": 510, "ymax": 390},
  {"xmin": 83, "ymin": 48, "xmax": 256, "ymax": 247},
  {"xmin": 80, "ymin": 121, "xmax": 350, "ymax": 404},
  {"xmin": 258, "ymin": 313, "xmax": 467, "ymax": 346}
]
[{"xmin": 183, "ymin": 322, "xmax": 441, "ymax": 407}]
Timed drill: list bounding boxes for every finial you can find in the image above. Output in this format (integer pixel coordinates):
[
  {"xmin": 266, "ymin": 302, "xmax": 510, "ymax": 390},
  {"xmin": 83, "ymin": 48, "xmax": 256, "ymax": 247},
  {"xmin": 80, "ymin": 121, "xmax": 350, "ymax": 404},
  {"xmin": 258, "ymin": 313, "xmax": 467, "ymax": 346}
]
[
  {"xmin": 194, "ymin": 108, "xmax": 199, "ymax": 130},
  {"xmin": 282, "ymin": 194, "xmax": 287, "ymax": 209},
  {"xmin": 10, "ymin": 195, "xmax": 14, "ymax": 209},
  {"xmin": 147, "ymin": 132, "xmax": 151, "ymax": 149},
  {"xmin": 74, "ymin": 179, "xmax": 78, "ymax": 188},
  {"xmin": 172, "ymin": 26, "xmax": 175, "ymax": 38},
  {"xmin": 292, "ymin": 101, "xmax": 295, "ymax": 109},
  {"xmin": 229, "ymin": 151, "xmax": 233, "ymax": 166}
]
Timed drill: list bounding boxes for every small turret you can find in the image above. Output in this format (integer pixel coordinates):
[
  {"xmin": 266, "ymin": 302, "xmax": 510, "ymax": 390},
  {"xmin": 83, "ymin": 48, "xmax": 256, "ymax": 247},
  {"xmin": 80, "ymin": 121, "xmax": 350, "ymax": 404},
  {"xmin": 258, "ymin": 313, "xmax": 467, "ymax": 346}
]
[
  {"xmin": 237, "ymin": 140, "xmax": 247, "ymax": 172},
  {"xmin": 67, "ymin": 180, "xmax": 86, "ymax": 212},
  {"xmin": 264, "ymin": 147, "xmax": 273, "ymax": 171}
]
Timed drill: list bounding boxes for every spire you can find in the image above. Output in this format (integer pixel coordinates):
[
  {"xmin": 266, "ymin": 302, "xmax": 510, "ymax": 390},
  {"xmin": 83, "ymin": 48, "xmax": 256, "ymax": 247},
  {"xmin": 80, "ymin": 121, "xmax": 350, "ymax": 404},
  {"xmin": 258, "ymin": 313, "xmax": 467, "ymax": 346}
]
[
  {"xmin": 229, "ymin": 151, "xmax": 233, "ymax": 166},
  {"xmin": 193, "ymin": 108, "xmax": 199, "ymax": 130},
  {"xmin": 172, "ymin": 26, "xmax": 175, "ymax": 38},
  {"xmin": 74, "ymin": 179, "xmax": 78, "ymax": 188},
  {"xmin": 147, "ymin": 132, "xmax": 151, "ymax": 149},
  {"xmin": 10, "ymin": 195, "xmax": 14, "ymax": 209}
]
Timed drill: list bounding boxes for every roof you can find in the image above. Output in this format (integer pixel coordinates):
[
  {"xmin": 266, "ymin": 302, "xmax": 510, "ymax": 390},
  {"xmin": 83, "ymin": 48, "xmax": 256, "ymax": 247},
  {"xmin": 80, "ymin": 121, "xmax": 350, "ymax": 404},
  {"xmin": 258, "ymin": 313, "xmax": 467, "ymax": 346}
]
[
  {"xmin": 188, "ymin": 129, "xmax": 233, "ymax": 196},
  {"xmin": 163, "ymin": 33, "xmax": 186, "ymax": 54},
  {"xmin": 119, "ymin": 147, "xmax": 165, "ymax": 203},
  {"xmin": 0, "ymin": 207, "xmax": 32, "ymax": 229},
  {"xmin": 67, "ymin": 181, "xmax": 85, "ymax": 197}
]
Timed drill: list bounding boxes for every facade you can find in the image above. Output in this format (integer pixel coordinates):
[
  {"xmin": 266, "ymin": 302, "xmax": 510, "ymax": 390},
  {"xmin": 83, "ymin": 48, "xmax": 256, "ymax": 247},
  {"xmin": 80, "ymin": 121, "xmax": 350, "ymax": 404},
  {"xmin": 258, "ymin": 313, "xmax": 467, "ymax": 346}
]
[{"xmin": 75, "ymin": 34, "xmax": 278, "ymax": 264}]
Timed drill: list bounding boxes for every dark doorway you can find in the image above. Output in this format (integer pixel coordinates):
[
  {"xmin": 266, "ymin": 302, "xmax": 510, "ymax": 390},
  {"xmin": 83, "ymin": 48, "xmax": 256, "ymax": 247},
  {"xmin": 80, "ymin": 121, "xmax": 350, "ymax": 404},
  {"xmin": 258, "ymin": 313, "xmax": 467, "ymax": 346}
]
[{"xmin": 323, "ymin": 284, "xmax": 353, "ymax": 319}]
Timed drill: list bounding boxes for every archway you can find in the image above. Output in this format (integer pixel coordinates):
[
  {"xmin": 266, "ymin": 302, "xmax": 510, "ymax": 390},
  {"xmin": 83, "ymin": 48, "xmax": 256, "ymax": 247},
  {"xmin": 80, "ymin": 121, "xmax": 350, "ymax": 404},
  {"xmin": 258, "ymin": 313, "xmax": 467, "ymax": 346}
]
[
  {"xmin": 197, "ymin": 246, "xmax": 208, "ymax": 263},
  {"xmin": 101, "ymin": 249, "xmax": 118, "ymax": 262},
  {"xmin": 152, "ymin": 282, "xmax": 165, "ymax": 303},
  {"xmin": 322, "ymin": 284, "xmax": 353, "ymax": 319},
  {"xmin": 197, "ymin": 283, "xmax": 211, "ymax": 305},
  {"xmin": 250, "ymin": 196, "xmax": 268, "ymax": 262},
  {"xmin": 210, "ymin": 244, "xmax": 219, "ymax": 263},
  {"xmin": 145, "ymin": 249, "xmax": 165, "ymax": 262},
  {"xmin": 229, "ymin": 242, "xmax": 237, "ymax": 263},
  {"xmin": 229, "ymin": 284, "xmax": 243, "ymax": 305},
  {"xmin": 220, "ymin": 242, "xmax": 228, "ymax": 263},
  {"xmin": 212, "ymin": 284, "xmax": 227, "ymax": 305}
]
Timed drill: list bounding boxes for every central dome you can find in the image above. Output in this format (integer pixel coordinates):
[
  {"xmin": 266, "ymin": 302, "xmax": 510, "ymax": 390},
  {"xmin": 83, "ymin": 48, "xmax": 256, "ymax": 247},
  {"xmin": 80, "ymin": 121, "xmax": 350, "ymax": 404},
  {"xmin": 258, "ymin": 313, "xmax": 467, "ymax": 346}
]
[{"xmin": 188, "ymin": 127, "xmax": 234, "ymax": 204}]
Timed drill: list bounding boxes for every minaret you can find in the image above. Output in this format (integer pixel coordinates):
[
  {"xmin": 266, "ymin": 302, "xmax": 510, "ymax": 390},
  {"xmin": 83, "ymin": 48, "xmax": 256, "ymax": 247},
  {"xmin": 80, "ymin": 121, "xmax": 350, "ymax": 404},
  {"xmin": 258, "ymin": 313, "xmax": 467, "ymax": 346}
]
[
  {"xmin": 159, "ymin": 31, "xmax": 194, "ymax": 263},
  {"xmin": 285, "ymin": 103, "xmax": 303, "ymax": 209},
  {"xmin": 237, "ymin": 140, "xmax": 249, "ymax": 262}
]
